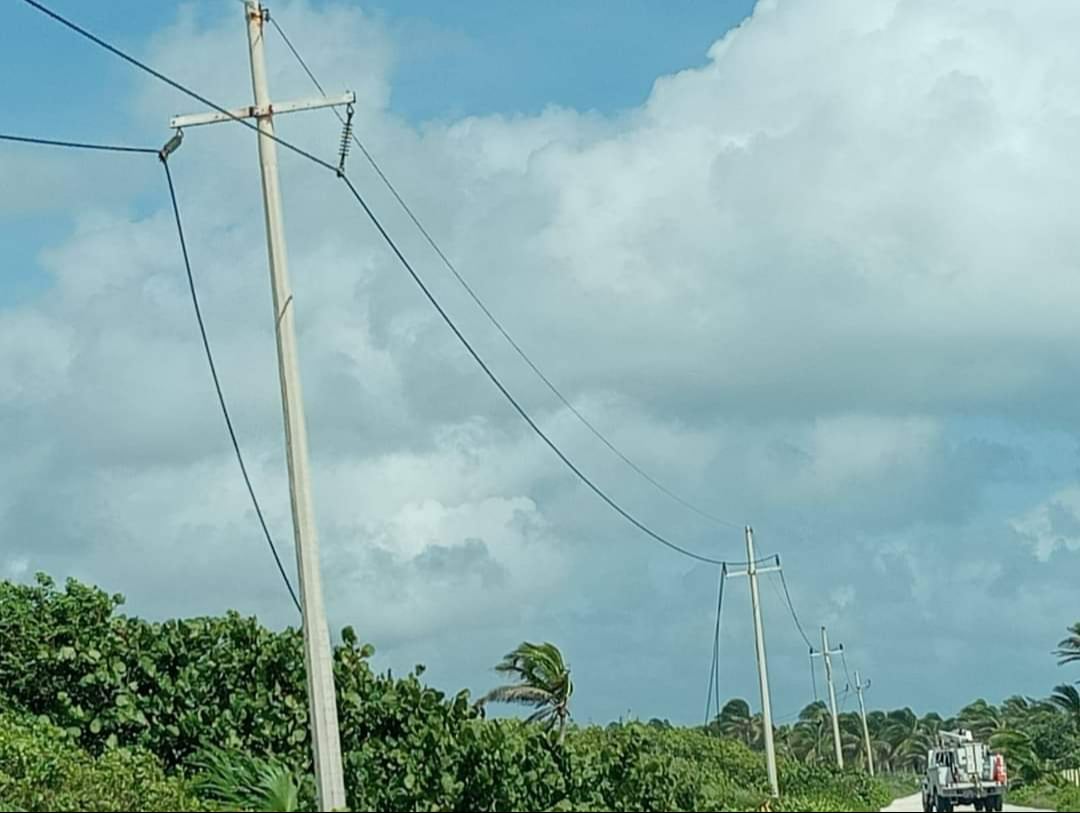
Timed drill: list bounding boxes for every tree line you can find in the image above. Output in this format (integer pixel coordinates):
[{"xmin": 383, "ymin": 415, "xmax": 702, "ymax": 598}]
[{"xmin": 705, "ymin": 622, "xmax": 1080, "ymax": 787}]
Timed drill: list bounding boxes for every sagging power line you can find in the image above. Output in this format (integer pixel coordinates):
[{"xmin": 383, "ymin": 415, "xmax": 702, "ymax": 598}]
[
  {"xmin": 0, "ymin": 133, "xmax": 157, "ymax": 154},
  {"xmin": 0, "ymin": 129, "xmax": 302, "ymax": 613},
  {"xmin": 162, "ymin": 156, "xmax": 302, "ymax": 615},
  {"xmin": 703, "ymin": 563, "xmax": 727, "ymax": 726},
  {"xmin": 17, "ymin": 0, "xmax": 736, "ymax": 569},
  {"xmin": 266, "ymin": 12, "xmax": 744, "ymax": 534},
  {"xmin": 15, "ymin": 7, "xmax": 881, "ymax": 786}
]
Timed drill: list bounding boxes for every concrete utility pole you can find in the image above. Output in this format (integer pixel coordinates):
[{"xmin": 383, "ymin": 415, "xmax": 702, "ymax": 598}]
[
  {"xmin": 727, "ymin": 527, "xmax": 781, "ymax": 798},
  {"xmin": 855, "ymin": 670, "xmax": 875, "ymax": 777},
  {"xmin": 819, "ymin": 627, "xmax": 845, "ymax": 770},
  {"xmin": 171, "ymin": 3, "xmax": 354, "ymax": 809}
]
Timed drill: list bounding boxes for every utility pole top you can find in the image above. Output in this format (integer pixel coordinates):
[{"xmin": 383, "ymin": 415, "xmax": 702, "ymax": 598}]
[{"xmin": 818, "ymin": 626, "xmax": 846, "ymax": 770}]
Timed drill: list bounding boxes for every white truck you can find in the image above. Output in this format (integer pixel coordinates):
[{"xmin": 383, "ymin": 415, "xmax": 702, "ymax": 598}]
[{"xmin": 921, "ymin": 730, "xmax": 1007, "ymax": 812}]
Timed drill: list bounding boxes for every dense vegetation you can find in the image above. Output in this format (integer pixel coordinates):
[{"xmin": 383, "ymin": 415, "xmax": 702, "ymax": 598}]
[
  {"xmin": 710, "ymin": 690, "xmax": 1080, "ymax": 781},
  {"xmin": 1, "ymin": 573, "xmax": 1074, "ymax": 811},
  {"xmin": 707, "ymin": 630, "xmax": 1080, "ymax": 812},
  {"xmin": 0, "ymin": 574, "xmax": 894, "ymax": 811},
  {"xmin": 0, "ymin": 712, "xmax": 205, "ymax": 812}
]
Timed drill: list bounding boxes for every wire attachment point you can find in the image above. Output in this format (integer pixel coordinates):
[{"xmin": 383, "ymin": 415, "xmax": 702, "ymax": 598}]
[
  {"xmin": 159, "ymin": 128, "xmax": 183, "ymax": 162},
  {"xmin": 336, "ymin": 102, "xmax": 354, "ymax": 177}
]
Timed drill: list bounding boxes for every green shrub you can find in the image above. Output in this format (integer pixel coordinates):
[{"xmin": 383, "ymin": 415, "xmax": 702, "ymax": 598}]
[
  {"xmin": 1055, "ymin": 784, "xmax": 1080, "ymax": 812},
  {"xmin": 0, "ymin": 575, "xmax": 891, "ymax": 812},
  {"xmin": 1012, "ymin": 780, "xmax": 1080, "ymax": 813},
  {"xmin": 0, "ymin": 712, "xmax": 204, "ymax": 812}
]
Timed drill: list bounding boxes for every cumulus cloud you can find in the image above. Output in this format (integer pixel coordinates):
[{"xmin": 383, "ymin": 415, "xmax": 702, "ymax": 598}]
[
  {"xmin": 3, "ymin": 0, "xmax": 1079, "ymax": 719},
  {"xmin": 1012, "ymin": 486, "xmax": 1080, "ymax": 561}
]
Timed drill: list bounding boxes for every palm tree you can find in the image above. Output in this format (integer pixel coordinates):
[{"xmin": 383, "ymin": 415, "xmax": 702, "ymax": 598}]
[
  {"xmin": 791, "ymin": 702, "xmax": 834, "ymax": 766},
  {"xmin": 881, "ymin": 709, "xmax": 940, "ymax": 772},
  {"xmin": 1002, "ymin": 695, "xmax": 1038, "ymax": 719},
  {"xmin": 774, "ymin": 724, "xmax": 797, "ymax": 761},
  {"xmin": 1057, "ymin": 623, "xmax": 1080, "ymax": 666},
  {"xmin": 714, "ymin": 699, "xmax": 764, "ymax": 749},
  {"xmin": 840, "ymin": 710, "xmax": 886, "ymax": 772},
  {"xmin": 1051, "ymin": 683, "xmax": 1080, "ymax": 730},
  {"xmin": 478, "ymin": 641, "xmax": 573, "ymax": 744},
  {"xmin": 990, "ymin": 730, "xmax": 1045, "ymax": 785},
  {"xmin": 959, "ymin": 700, "xmax": 1009, "ymax": 742}
]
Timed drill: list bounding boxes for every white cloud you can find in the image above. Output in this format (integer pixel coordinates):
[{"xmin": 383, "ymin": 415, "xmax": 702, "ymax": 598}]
[
  {"xmin": 3, "ymin": 0, "xmax": 1079, "ymax": 717},
  {"xmin": 1012, "ymin": 486, "xmax": 1080, "ymax": 561}
]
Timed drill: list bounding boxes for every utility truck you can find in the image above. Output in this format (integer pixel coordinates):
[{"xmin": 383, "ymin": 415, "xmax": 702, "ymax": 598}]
[{"xmin": 921, "ymin": 730, "xmax": 1007, "ymax": 812}]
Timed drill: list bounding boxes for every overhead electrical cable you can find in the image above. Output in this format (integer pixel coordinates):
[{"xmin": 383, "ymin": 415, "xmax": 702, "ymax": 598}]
[
  {"xmin": 0, "ymin": 132, "xmax": 158, "ymax": 154},
  {"xmin": 703, "ymin": 563, "xmax": 727, "ymax": 725},
  {"xmin": 267, "ymin": 13, "xmax": 743, "ymax": 533},
  {"xmin": 0, "ymin": 128, "xmax": 302, "ymax": 612},
  {"xmin": 18, "ymin": 0, "xmax": 731, "ymax": 566},
  {"xmin": 17, "ymin": 0, "xmax": 337, "ymax": 174},
  {"xmin": 161, "ymin": 157, "xmax": 302, "ymax": 614},
  {"xmin": 337, "ymin": 175, "xmax": 728, "ymax": 565}
]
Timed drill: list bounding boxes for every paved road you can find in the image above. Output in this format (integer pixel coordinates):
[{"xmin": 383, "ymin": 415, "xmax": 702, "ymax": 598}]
[{"xmin": 883, "ymin": 794, "xmax": 1049, "ymax": 812}]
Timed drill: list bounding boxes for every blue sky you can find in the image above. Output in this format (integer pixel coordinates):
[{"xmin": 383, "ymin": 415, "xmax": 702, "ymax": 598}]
[
  {"xmin": 1, "ymin": 0, "xmax": 754, "ymax": 304},
  {"xmin": 0, "ymin": 0, "xmax": 756, "ymax": 127},
  {"xmin": 3, "ymin": 0, "xmax": 1080, "ymax": 726}
]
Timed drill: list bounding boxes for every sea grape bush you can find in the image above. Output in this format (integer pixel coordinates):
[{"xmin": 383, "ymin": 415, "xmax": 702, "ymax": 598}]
[{"xmin": 0, "ymin": 575, "xmax": 890, "ymax": 811}]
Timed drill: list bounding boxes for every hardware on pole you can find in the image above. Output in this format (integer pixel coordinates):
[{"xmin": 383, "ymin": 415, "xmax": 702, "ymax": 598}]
[
  {"xmin": 814, "ymin": 627, "xmax": 846, "ymax": 770},
  {"xmin": 855, "ymin": 670, "xmax": 875, "ymax": 777},
  {"xmin": 727, "ymin": 527, "xmax": 781, "ymax": 798},
  {"xmin": 170, "ymin": 3, "xmax": 354, "ymax": 808}
]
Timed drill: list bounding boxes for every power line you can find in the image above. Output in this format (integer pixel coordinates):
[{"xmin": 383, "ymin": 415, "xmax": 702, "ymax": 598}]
[
  {"xmin": 837, "ymin": 649, "xmax": 854, "ymax": 712},
  {"xmin": 17, "ymin": 0, "xmax": 336, "ymax": 174},
  {"xmin": 776, "ymin": 563, "xmax": 814, "ymax": 651},
  {"xmin": 0, "ymin": 129, "xmax": 302, "ymax": 612},
  {"xmin": 338, "ymin": 176, "xmax": 727, "ymax": 565},
  {"xmin": 0, "ymin": 132, "xmax": 158, "ymax": 154},
  {"xmin": 161, "ymin": 157, "xmax": 302, "ymax": 614},
  {"xmin": 268, "ymin": 15, "xmax": 331, "ymax": 97},
  {"xmin": 21, "ymin": 0, "xmax": 731, "ymax": 568},
  {"xmin": 840, "ymin": 647, "xmax": 854, "ymax": 694},
  {"xmin": 773, "ymin": 706, "xmax": 811, "ymax": 725},
  {"xmin": 704, "ymin": 563, "xmax": 727, "ymax": 725},
  {"xmin": 267, "ymin": 13, "xmax": 743, "ymax": 533},
  {"xmin": 763, "ymin": 566, "xmax": 819, "ymax": 707}
]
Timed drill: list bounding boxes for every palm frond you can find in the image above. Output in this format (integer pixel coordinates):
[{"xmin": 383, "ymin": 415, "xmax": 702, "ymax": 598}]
[
  {"xmin": 191, "ymin": 745, "xmax": 303, "ymax": 813},
  {"xmin": 479, "ymin": 684, "xmax": 554, "ymax": 708},
  {"xmin": 1056, "ymin": 623, "xmax": 1080, "ymax": 665},
  {"xmin": 526, "ymin": 707, "xmax": 557, "ymax": 725},
  {"xmin": 482, "ymin": 641, "xmax": 572, "ymax": 742}
]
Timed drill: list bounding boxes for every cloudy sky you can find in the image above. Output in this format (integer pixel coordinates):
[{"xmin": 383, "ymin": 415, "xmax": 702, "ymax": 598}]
[{"xmin": 2, "ymin": 0, "xmax": 1079, "ymax": 725}]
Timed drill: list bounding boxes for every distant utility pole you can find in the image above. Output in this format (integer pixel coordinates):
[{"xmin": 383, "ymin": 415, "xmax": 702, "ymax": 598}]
[
  {"xmin": 170, "ymin": 3, "xmax": 355, "ymax": 809},
  {"xmin": 727, "ymin": 527, "xmax": 780, "ymax": 798},
  {"xmin": 814, "ymin": 627, "xmax": 845, "ymax": 770},
  {"xmin": 855, "ymin": 670, "xmax": 875, "ymax": 777}
]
